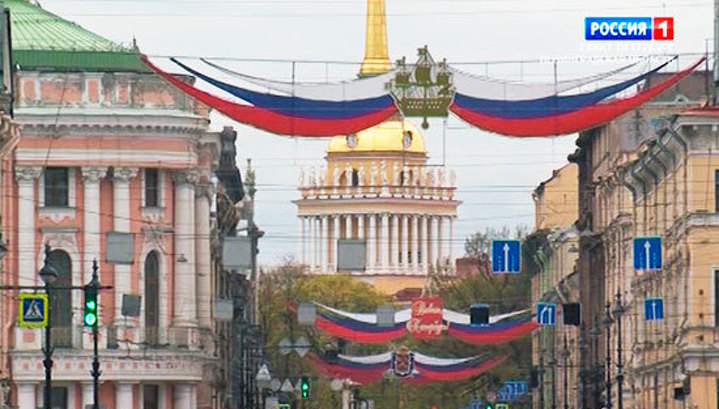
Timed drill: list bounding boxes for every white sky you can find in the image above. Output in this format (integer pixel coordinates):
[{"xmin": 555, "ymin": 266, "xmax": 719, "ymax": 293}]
[{"xmin": 42, "ymin": 0, "xmax": 714, "ymax": 264}]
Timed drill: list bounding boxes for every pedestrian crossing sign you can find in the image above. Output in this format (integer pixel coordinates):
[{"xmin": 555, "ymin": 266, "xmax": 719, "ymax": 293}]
[{"xmin": 18, "ymin": 293, "xmax": 48, "ymax": 328}]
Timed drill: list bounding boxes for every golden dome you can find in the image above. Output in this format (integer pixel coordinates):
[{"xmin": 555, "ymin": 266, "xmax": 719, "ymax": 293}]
[{"xmin": 327, "ymin": 119, "xmax": 427, "ymax": 155}]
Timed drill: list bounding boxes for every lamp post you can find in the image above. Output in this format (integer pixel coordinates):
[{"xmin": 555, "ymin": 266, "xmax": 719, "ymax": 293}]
[
  {"xmin": 562, "ymin": 332, "xmax": 569, "ymax": 409},
  {"xmin": 88, "ymin": 260, "xmax": 101, "ymax": 409},
  {"xmin": 38, "ymin": 243, "xmax": 58, "ymax": 409},
  {"xmin": 256, "ymin": 363, "xmax": 272, "ymax": 409},
  {"xmin": 613, "ymin": 291, "xmax": 626, "ymax": 409},
  {"xmin": 603, "ymin": 302, "xmax": 613, "ymax": 409}
]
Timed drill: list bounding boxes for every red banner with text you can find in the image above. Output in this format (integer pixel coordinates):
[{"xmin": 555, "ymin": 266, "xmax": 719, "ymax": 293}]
[{"xmin": 408, "ymin": 297, "xmax": 446, "ymax": 339}]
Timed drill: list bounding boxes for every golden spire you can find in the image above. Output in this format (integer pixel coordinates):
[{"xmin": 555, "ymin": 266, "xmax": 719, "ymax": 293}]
[{"xmin": 359, "ymin": 0, "xmax": 392, "ymax": 77}]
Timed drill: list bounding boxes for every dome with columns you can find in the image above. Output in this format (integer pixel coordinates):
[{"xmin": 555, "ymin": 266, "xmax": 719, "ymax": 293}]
[{"xmin": 295, "ymin": 119, "xmax": 460, "ymax": 296}]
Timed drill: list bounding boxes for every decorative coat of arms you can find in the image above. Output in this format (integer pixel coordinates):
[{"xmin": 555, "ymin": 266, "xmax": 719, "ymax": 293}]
[{"xmin": 391, "ymin": 347, "xmax": 415, "ymax": 378}]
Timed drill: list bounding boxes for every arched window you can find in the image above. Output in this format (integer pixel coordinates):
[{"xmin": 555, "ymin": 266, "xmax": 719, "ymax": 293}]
[
  {"xmin": 351, "ymin": 169, "xmax": 359, "ymax": 187},
  {"xmin": 49, "ymin": 250, "xmax": 72, "ymax": 348},
  {"xmin": 144, "ymin": 251, "xmax": 160, "ymax": 346}
]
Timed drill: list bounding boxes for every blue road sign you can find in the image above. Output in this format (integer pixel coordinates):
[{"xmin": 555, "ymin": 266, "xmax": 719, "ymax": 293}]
[
  {"xmin": 18, "ymin": 293, "xmax": 48, "ymax": 328},
  {"xmin": 497, "ymin": 381, "xmax": 528, "ymax": 401},
  {"xmin": 644, "ymin": 297, "xmax": 664, "ymax": 321},
  {"xmin": 469, "ymin": 399, "xmax": 483, "ymax": 409},
  {"xmin": 633, "ymin": 236, "xmax": 662, "ymax": 271},
  {"xmin": 536, "ymin": 302, "xmax": 556, "ymax": 326},
  {"xmin": 491, "ymin": 240, "xmax": 521, "ymax": 274}
]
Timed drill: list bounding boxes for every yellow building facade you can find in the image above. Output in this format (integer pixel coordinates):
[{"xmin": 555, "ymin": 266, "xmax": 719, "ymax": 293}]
[
  {"xmin": 530, "ymin": 164, "xmax": 580, "ymax": 409},
  {"xmin": 571, "ymin": 71, "xmax": 718, "ymax": 409}
]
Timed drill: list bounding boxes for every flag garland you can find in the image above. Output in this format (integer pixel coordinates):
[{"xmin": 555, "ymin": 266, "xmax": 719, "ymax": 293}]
[
  {"xmin": 308, "ymin": 350, "xmax": 508, "ymax": 385},
  {"xmin": 449, "ymin": 57, "xmax": 705, "ymax": 137},
  {"xmin": 291, "ymin": 303, "xmax": 536, "ymax": 344},
  {"xmin": 141, "ymin": 55, "xmax": 397, "ymax": 137},
  {"xmin": 144, "ymin": 53, "xmax": 702, "ymax": 138}
]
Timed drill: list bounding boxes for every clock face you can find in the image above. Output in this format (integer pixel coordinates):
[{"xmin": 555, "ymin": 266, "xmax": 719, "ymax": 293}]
[
  {"xmin": 403, "ymin": 131, "xmax": 413, "ymax": 149},
  {"xmin": 346, "ymin": 133, "xmax": 358, "ymax": 148}
]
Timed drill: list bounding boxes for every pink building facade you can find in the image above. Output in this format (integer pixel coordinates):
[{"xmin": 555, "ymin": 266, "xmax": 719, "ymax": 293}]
[{"xmin": 0, "ymin": 1, "xmax": 220, "ymax": 408}]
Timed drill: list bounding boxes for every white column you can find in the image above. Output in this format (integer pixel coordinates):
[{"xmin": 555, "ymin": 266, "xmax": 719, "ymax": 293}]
[
  {"xmin": 172, "ymin": 169, "xmax": 198, "ymax": 328},
  {"xmin": 81, "ymin": 167, "xmax": 107, "ymax": 272},
  {"xmin": 308, "ymin": 216, "xmax": 316, "ymax": 272},
  {"xmin": 113, "ymin": 167, "xmax": 138, "ymax": 324},
  {"xmin": 422, "ymin": 216, "xmax": 429, "ymax": 272},
  {"xmin": 358, "ymin": 215, "xmax": 365, "ymax": 240},
  {"xmin": 412, "ymin": 215, "xmax": 420, "ymax": 268},
  {"xmin": 15, "ymin": 167, "xmax": 42, "ymax": 287},
  {"xmin": 435, "ymin": 215, "xmax": 442, "ymax": 266},
  {"xmin": 380, "ymin": 213, "xmax": 389, "ymax": 269},
  {"xmin": 83, "ymin": 169, "xmax": 105, "ymax": 354},
  {"xmin": 343, "ymin": 214, "xmax": 351, "ymax": 239},
  {"xmin": 173, "ymin": 383, "xmax": 194, "ymax": 409},
  {"xmin": 116, "ymin": 383, "xmax": 134, "ymax": 409},
  {"xmin": 449, "ymin": 217, "xmax": 454, "ymax": 262},
  {"xmin": 401, "ymin": 214, "xmax": 409, "ymax": 271},
  {"xmin": 367, "ymin": 214, "xmax": 376, "ymax": 271},
  {"xmin": 391, "ymin": 214, "xmax": 400, "ymax": 268},
  {"xmin": 333, "ymin": 215, "xmax": 340, "ymax": 272},
  {"xmin": 158, "ymin": 384, "xmax": 168, "ymax": 409},
  {"xmin": 299, "ymin": 216, "xmax": 306, "ymax": 265},
  {"xmin": 195, "ymin": 183, "xmax": 213, "ymax": 329},
  {"xmin": 82, "ymin": 382, "xmax": 93, "ymax": 409},
  {"xmin": 319, "ymin": 215, "xmax": 326, "ymax": 272},
  {"xmin": 17, "ymin": 383, "xmax": 36, "ymax": 409}
]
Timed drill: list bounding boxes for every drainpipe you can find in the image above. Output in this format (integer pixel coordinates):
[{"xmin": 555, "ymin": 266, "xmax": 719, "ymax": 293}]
[
  {"xmin": 630, "ymin": 162, "xmax": 647, "ymax": 235},
  {"xmin": 668, "ymin": 125, "xmax": 691, "ymax": 332}
]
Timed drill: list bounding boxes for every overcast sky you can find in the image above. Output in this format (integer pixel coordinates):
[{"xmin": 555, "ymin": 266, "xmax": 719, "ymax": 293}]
[{"xmin": 42, "ymin": 0, "xmax": 713, "ymax": 264}]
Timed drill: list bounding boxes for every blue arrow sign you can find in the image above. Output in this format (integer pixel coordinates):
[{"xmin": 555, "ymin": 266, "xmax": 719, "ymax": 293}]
[
  {"xmin": 491, "ymin": 240, "xmax": 521, "ymax": 274},
  {"xmin": 633, "ymin": 236, "xmax": 662, "ymax": 271},
  {"xmin": 536, "ymin": 302, "xmax": 556, "ymax": 326},
  {"xmin": 644, "ymin": 297, "xmax": 664, "ymax": 321}
]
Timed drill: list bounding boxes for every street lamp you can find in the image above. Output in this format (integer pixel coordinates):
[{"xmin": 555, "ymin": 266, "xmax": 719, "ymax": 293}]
[
  {"xmin": 612, "ymin": 291, "xmax": 626, "ymax": 409},
  {"xmin": 38, "ymin": 243, "xmax": 58, "ymax": 409},
  {"xmin": 256, "ymin": 363, "xmax": 272, "ymax": 409}
]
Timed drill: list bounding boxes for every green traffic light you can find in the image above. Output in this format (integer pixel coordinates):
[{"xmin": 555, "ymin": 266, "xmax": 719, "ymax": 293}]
[
  {"xmin": 300, "ymin": 377, "xmax": 310, "ymax": 399},
  {"xmin": 84, "ymin": 313, "xmax": 97, "ymax": 326},
  {"xmin": 83, "ymin": 287, "xmax": 98, "ymax": 328}
]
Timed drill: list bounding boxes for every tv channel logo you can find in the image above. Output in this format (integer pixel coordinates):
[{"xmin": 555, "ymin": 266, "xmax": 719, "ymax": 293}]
[{"xmin": 585, "ymin": 17, "xmax": 673, "ymax": 41}]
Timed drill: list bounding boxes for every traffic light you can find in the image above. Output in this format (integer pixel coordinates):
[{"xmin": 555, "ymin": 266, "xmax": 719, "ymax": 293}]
[
  {"xmin": 83, "ymin": 285, "xmax": 98, "ymax": 327},
  {"xmin": 484, "ymin": 403, "xmax": 493, "ymax": 409},
  {"xmin": 300, "ymin": 376, "xmax": 310, "ymax": 399}
]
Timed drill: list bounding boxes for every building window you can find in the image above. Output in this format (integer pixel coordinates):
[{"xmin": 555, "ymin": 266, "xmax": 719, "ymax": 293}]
[
  {"xmin": 145, "ymin": 251, "xmax": 160, "ymax": 346},
  {"xmin": 51, "ymin": 387, "xmax": 68, "ymax": 409},
  {"xmin": 143, "ymin": 385, "xmax": 159, "ymax": 409},
  {"xmin": 145, "ymin": 168, "xmax": 160, "ymax": 207},
  {"xmin": 49, "ymin": 250, "xmax": 72, "ymax": 348},
  {"xmin": 44, "ymin": 167, "xmax": 69, "ymax": 207},
  {"xmin": 351, "ymin": 169, "xmax": 359, "ymax": 187}
]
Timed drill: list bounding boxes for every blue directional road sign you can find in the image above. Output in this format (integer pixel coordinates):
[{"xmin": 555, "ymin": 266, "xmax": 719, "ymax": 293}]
[
  {"xmin": 536, "ymin": 302, "xmax": 556, "ymax": 326},
  {"xmin": 633, "ymin": 236, "xmax": 662, "ymax": 271},
  {"xmin": 497, "ymin": 381, "xmax": 528, "ymax": 401},
  {"xmin": 644, "ymin": 297, "xmax": 664, "ymax": 321},
  {"xmin": 18, "ymin": 293, "xmax": 48, "ymax": 328},
  {"xmin": 469, "ymin": 399, "xmax": 483, "ymax": 409},
  {"xmin": 491, "ymin": 240, "xmax": 521, "ymax": 274}
]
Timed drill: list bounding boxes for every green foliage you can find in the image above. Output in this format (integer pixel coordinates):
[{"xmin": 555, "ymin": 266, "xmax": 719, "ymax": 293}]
[{"xmin": 259, "ymin": 244, "xmax": 532, "ymax": 409}]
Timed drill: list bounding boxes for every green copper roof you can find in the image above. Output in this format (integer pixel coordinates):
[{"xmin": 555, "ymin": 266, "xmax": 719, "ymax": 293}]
[{"xmin": 5, "ymin": 0, "xmax": 147, "ymax": 71}]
